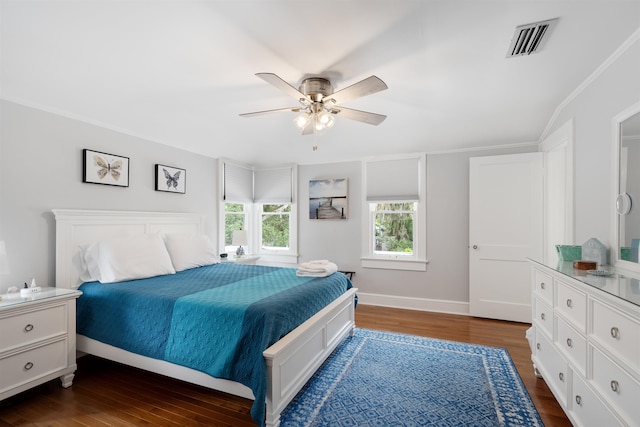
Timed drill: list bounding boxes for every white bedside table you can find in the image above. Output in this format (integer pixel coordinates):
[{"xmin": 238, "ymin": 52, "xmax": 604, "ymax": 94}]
[
  {"xmin": 220, "ymin": 254, "xmax": 260, "ymax": 265},
  {"xmin": 0, "ymin": 287, "xmax": 82, "ymax": 401}
]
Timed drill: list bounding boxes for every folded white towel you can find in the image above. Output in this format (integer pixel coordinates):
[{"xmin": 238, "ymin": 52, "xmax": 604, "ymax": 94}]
[{"xmin": 296, "ymin": 261, "xmax": 338, "ymax": 277}]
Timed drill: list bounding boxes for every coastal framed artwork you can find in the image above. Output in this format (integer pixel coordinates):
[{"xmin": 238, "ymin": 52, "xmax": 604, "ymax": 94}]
[
  {"xmin": 155, "ymin": 164, "xmax": 186, "ymax": 194},
  {"xmin": 82, "ymin": 149, "xmax": 130, "ymax": 187},
  {"xmin": 309, "ymin": 178, "xmax": 348, "ymax": 220}
]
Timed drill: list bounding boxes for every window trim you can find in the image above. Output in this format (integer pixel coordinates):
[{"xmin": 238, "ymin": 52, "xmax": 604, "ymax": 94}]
[{"xmin": 361, "ymin": 154, "xmax": 427, "ymax": 271}]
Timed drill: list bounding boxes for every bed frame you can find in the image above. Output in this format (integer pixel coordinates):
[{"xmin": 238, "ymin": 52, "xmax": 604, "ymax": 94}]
[{"xmin": 53, "ymin": 209, "xmax": 357, "ymax": 427}]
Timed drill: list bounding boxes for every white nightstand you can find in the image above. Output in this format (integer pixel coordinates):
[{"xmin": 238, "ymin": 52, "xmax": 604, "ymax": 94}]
[
  {"xmin": 220, "ymin": 254, "xmax": 260, "ymax": 265},
  {"xmin": 0, "ymin": 287, "xmax": 82, "ymax": 401}
]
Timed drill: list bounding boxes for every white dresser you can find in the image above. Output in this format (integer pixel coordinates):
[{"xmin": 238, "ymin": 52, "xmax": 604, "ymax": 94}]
[
  {"xmin": 529, "ymin": 260, "xmax": 640, "ymax": 427},
  {"xmin": 0, "ymin": 287, "xmax": 82, "ymax": 401}
]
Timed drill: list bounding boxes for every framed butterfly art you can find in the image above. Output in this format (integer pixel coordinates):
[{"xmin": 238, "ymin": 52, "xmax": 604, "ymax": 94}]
[
  {"xmin": 83, "ymin": 149, "xmax": 130, "ymax": 187},
  {"xmin": 155, "ymin": 164, "xmax": 186, "ymax": 194}
]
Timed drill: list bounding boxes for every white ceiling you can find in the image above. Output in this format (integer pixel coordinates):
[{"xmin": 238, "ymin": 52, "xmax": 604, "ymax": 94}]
[{"xmin": 2, "ymin": 1, "xmax": 640, "ymax": 166}]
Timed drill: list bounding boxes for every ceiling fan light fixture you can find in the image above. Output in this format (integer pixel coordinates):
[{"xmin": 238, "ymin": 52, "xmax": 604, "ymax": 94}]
[{"xmin": 294, "ymin": 112, "xmax": 311, "ymax": 129}]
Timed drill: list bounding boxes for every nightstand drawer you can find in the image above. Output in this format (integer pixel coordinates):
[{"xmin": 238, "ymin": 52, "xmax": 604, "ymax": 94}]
[
  {"xmin": 592, "ymin": 299, "xmax": 640, "ymax": 372},
  {"xmin": 1, "ymin": 305, "xmax": 66, "ymax": 352},
  {"xmin": 0, "ymin": 339, "xmax": 67, "ymax": 394}
]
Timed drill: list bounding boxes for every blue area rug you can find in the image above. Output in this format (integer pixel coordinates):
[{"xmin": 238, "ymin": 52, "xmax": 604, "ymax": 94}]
[{"xmin": 280, "ymin": 328, "xmax": 542, "ymax": 427}]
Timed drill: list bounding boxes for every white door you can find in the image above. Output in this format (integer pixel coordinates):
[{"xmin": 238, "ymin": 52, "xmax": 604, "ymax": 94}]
[{"xmin": 469, "ymin": 153, "xmax": 543, "ymax": 322}]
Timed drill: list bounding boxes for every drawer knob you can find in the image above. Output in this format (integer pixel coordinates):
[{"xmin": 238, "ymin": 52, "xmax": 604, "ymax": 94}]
[
  {"xmin": 559, "ymin": 372, "xmax": 564, "ymax": 382},
  {"xmin": 575, "ymin": 395, "xmax": 582, "ymax": 405},
  {"xmin": 610, "ymin": 327, "xmax": 620, "ymax": 339},
  {"xmin": 540, "ymin": 313, "xmax": 546, "ymax": 321},
  {"xmin": 24, "ymin": 324, "xmax": 34, "ymax": 332},
  {"xmin": 566, "ymin": 299, "xmax": 573, "ymax": 308},
  {"xmin": 536, "ymin": 343, "xmax": 541, "ymax": 350},
  {"xmin": 610, "ymin": 380, "xmax": 620, "ymax": 393},
  {"xmin": 540, "ymin": 282, "xmax": 546, "ymax": 290},
  {"xmin": 24, "ymin": 362, "xmax": 34, "ymax": 371},
  {"xmin": 566, "ymin": 338, "xmax": 573, "ymax": 348}
]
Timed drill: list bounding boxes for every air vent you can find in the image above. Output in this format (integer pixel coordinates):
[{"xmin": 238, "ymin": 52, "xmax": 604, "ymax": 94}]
[{"xmin": 507, "ymin": 18, "xmax": 558, "ymax": 58}]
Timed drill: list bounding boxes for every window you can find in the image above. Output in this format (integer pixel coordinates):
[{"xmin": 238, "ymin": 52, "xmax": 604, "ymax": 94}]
[
  {"xmin": 260, "ymin": 204, "xmax": 291, "ymax": 251},
  {"xmin": 223, "ymin": 202, "xmax": 247, "ymax": 252},
  {"xmin": 372, "ymin": 202, "xmax": 416, "ymax": 255},
  {"xmin": 220, "ymin": 160, "xmax": 298, "ymax": 264},
  {"xmin": 362, "ymin": 155, "xmax": 427, "ymax": 271}
]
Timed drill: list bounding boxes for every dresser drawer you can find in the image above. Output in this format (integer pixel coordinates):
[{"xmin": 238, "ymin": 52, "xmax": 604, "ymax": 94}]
[
  {"xmin": 556, "ymin": 280, "xmax": 587, "ymax": 332},
  {"xmin": 557, "ymin": 316, "xmax": 587, "ymax": 376},
  {"xmin": 535, "ymin": 330, "xmax": 568, "ymax": 406},
  {"xmin": 533, "ymin": 268, "xmax": 553, "ymax": 305},
  {"xmin": 0, "ymin": 339, "xmax": 68, "ymax": 394},
  {"xmin": 592, "ymin": 299, "xmax": 640, "ymax": 373},
  {"xmin": 533, "ymin": 297, "xmax": 553, "ymax": 339},
  {"xmin": 570, "ymin": 373, "xmax": 623, "ymax": 427},
  {"xmin": 591, "ymin": 345, "xmax": 640, "ymax": 425},
  {"xmin": 1, "ymin": 305, "xmax": 67, "ymax": 352}
]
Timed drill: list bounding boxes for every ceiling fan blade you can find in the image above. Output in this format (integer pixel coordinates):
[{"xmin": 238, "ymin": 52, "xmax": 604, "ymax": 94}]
[
  {"xmin": 327, "ymin": 76, "xmax": 388, "ymax": 104},
  {"xmin": 239, "ymin": 107, "xmax": 302, "ymax": 118},
  {"xmin": 255, "ymin": 73, "xmax": 308, "ymax": 102},
  {"xmin": 335, "ymin": 107, "xmax": 387, "ymax": 125}
]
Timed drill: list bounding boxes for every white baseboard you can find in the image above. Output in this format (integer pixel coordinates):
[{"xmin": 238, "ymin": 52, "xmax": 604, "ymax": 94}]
[{"xmin": 356, "ymin": 292, "xmax": 470, "ymax": 316}]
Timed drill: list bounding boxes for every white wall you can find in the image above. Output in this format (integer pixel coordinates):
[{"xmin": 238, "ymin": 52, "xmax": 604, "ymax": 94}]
[
  {"xmin": 545, "ymin": 33, "xmax": 640, "ymax": 251},
  {"xmin": 0, "ymin": 100, "xmax": 217, "ymax": 293}
]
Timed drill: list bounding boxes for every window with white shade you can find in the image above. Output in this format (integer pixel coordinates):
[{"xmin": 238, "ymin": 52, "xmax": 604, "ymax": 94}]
[
  {"xmin": 220, "ymin": 160, "xmax": 297, "ymax": 263},
  {"xmin": 362, "ymin": 155, "xmax": 427, "ymax": 271}
]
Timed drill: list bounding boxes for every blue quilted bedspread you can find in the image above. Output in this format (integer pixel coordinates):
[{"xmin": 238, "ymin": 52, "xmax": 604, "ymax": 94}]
[{"xmin": 76, "ymin": 263, "xmax": 352, "ymax": 425}]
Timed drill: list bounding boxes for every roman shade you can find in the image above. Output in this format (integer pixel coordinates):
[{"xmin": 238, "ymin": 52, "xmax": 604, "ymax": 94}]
[
  {"xmin": 366, "ymin": 157, "xmax": 420, "ymax": 201},
  {"xmin": 224, "ymin": 162, "xmax": 253, "ymax": 203},
  {"xmin": 254, "ymin": 167, "xmax": 293, "ymax": 203}
]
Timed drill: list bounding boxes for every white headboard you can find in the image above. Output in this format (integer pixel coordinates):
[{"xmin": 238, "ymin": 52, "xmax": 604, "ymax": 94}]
[{"xmin": 53, "ymin": 209, "xmax": 204, "ymax": 289}]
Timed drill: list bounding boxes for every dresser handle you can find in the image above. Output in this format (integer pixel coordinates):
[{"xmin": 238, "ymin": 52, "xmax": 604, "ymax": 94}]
[
  {"xmin": 24, "ymin": 362, "xmax": 34, "ymax": 371},
  {"xmin": 24, "ymin": 324, "xmax": 34, "ymax": 332},
  {"xmin": 559, "ymin": 372, "xmax": 564, "ymax": 382},
  {"xmin": 575, "ymin": 395, "xmax": 582, "ymax": 405},
  {"xmin": 566, "ymin": 299, "xmax": 573, "ymax": 308},
  {"xmin": 540, "ymin": 313, "xmax": 546, "ymax": 320},
  {"xmin": 540, "ymin": 282, "xmax": 546, "ymax": 290},
  {"xmin": 536, "ymin": 343, "xmax": 541, "ymax": 350},
  {"xmin": 566, "ymin": 338, "xmax": 573, "ymax": 348},
  {"xmin": 610, "ymin": 327, "xmax": 620, "ymax": 339},
  {"xmin": 610, "ymin": 380, "xmax": 620, "ymax": 393}
]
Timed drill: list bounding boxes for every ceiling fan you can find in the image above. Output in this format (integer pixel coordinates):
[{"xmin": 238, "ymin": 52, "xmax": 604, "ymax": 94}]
[{"xmin": 240, "ymin": 73, "xmax": 388, "ymax": 135}]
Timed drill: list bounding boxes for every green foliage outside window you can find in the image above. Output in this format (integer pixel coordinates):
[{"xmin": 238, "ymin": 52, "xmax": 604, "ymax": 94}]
[
  {"xmin": 374, "ymin": 202, "xmax": 414, "ymax": 254},
  {"xmin": 224, "ymin": 203, "xmax": 245, "ymax": 246},
  {"xmin": 262, "ymin": 204, "xmax": 290, "ymax": 248}
]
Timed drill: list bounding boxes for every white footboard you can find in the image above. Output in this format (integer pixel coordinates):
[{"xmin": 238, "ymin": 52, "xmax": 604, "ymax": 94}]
[{"xmin": 263, "ymin": 287, "xmax": 357, "ymax": 427}]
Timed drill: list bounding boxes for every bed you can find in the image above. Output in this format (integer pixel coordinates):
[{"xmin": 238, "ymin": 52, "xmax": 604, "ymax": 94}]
[{"xmin": 53, "ymin": 209, "xmax": 357, "ymax": 427}]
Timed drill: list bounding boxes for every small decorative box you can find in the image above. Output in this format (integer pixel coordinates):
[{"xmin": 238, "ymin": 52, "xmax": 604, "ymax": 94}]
[{"xmin": 581, "ymin": 238, "xmax": 607, "ymax": 267}]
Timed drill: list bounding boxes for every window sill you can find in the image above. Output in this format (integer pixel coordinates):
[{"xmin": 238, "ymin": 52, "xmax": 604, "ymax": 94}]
[
  {"xmin": 360, "ymin": 257, "xmax": 428, "ymax": 271},
  {"xmin": 258, "ymin": 252, "xmax": 299, "ymax": 266}
]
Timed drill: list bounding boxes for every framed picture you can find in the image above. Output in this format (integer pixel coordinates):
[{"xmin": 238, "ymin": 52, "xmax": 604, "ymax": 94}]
[
  {"xmin": 309, "ymin": 178, "xmax": 348, "ymax": 219},
  {"xmin": 155, "ymin": 164, "xmax": 186, "ymax": 194},
  {"xmin": 83, "ymin": 149, "xmax": 130, "ymax": 187}
]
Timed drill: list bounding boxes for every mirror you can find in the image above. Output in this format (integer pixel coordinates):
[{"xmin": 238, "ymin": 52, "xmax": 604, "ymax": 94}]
[{"xmin": 616, "ymin": 105, "xmax": 640, "ymax": 269}]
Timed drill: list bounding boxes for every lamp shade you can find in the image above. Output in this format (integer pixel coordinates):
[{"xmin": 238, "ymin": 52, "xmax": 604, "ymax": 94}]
[
  {"xmin": 0, "ymin": 241, "xmax": 9, "ymax": 275},
  {"xmin": 232, "ymin": 230, "xmax": 248, "ymax": 247}
]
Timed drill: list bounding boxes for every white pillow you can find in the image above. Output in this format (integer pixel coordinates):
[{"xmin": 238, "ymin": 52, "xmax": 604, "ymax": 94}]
[
  {"xmin": 163, "ymin": 233, "xmax": 218, "ymax": 271},
  {"xmin": 82, "ymin": 234, "xmax": 176, "ymax": 283}
]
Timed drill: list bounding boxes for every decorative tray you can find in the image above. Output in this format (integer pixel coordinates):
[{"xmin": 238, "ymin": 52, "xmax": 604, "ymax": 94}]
[{"xmin": 586, "ymin": 270, "xmax": 615, "ymax": 277}]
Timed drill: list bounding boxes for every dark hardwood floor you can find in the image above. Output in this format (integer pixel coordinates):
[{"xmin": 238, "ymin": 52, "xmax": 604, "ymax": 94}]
[{"xmin": 0, "ymin": 305, "xmax": 571, "ymax": 426}]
